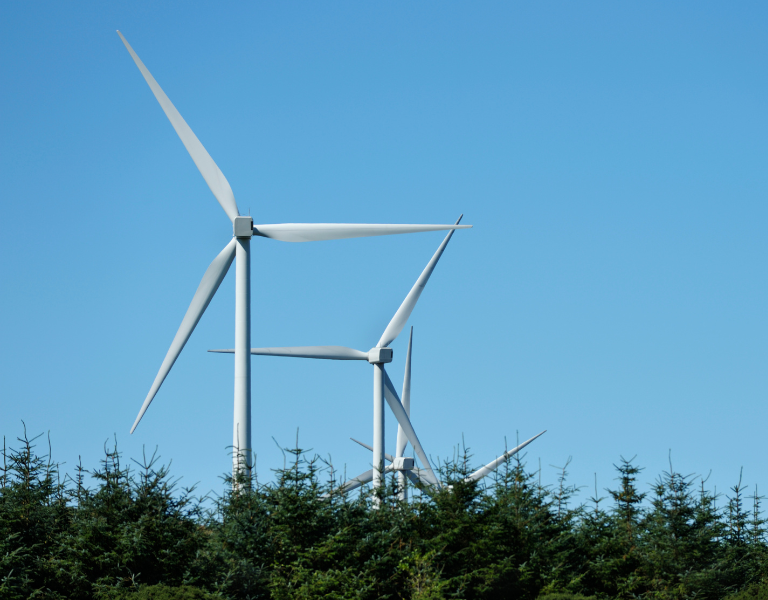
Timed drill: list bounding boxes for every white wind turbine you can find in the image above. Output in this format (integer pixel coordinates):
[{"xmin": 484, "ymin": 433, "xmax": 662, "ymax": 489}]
[
  {"xmin": 344, "ymin": 431, "xmax": 546, "ymax": 497},
  {"xmin": 341, "ymin": 327, "xmax": 546, "ymax": 498},
  {"xmin": 117, "ymin": 32, "xmax": 471, "ymax": 476},
  {"xmin": 210, "ymin": 218, "xmax": 465, "ymax": 490}
]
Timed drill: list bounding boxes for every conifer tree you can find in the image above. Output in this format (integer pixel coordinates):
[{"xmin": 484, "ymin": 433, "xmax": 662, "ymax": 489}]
[
  {"xmin": 61, "ymin": 442, "xmax": 209, "ymax": 597},
  {"xmin": 719, "ymin": 474, "xmax": 768, "ymax": 596},
  {"xmin": 573, "ymin": 457, "xmax": 645, "ymax": 599},
  {"xmin": 0, "ymin": 427, "xmax": 71, "ymax": 599},
  {"xmin": 5, "ymin": 422, "xmax": 768, "ymax": 600},
  {"xmin": 640, "ymin": 459, "xmax": 723, "ymax": 599}
]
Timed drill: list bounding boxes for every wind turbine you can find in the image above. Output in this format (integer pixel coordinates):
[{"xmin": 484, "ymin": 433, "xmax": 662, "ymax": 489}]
[
  {"xmin": 348, "ymin": 429, "xmax": 547, "ymax": 500},
  {"xmin": 117, "ymin": 32, "xmax": 471, "ymax": 476},
  {"xmin": 344, "ymin": 431, "xmax": 545, "ymax": 497},
  {"xmin": 210, "ymin": 218, "xmax": 465, "ymax": 489},
  {"xmin": 342, "ymin": 327, "xmax": 546, "ymax": 498}
]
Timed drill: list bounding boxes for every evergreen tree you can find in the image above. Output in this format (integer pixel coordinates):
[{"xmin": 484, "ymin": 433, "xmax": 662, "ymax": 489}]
[
  {"xmin": 471, "ymin": 450, "xmax": 569, "ymax": 599},
  {"xmin": 640, "ymin": 460, "xmax": 723, "ymax": 599},
  {"xmin": 718, "ymin": 474, "xmax": 768, "ymax": 596},
  {"xmin": 61, "ymin": 443, "xmax": 209, "ymax": 597},
  {"xmin": 4, "ymin": 422, "xmax": 768, "ymax": 600},
  {"xmin": 0, "ymin": 428, "xmax": 71, "ymax": 600},
  {"xmin": 572, "ymin": 457, "xmax": 646, "ymax": 599}
]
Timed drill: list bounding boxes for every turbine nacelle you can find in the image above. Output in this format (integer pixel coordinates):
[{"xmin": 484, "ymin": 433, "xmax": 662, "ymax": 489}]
[
  {"xmin": 392, "ymin": 457, "xmax": 415, "ymax": 471},
  {"xmin": 367, "ymin": 347, "xmax": 393, "ymax": 364},
  {"xmin": 233, "ymin": 216, "xmax": 253, "ymax": 238}
]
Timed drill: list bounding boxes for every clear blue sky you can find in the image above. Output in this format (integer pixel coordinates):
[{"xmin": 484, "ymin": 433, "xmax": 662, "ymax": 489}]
[{"xmin": 2, "ymin": 2, "xmax": 767, "ymax": 503}]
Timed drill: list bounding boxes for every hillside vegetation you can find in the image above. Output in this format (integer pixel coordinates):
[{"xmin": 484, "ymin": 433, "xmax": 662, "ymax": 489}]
[{"xmin": 2, "ymin": 427, "xmax": 767, "ymax": 600}]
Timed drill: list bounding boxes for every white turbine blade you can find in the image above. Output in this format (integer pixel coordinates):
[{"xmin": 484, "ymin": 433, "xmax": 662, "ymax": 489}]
[
  {"xmin": 465, "ymin": 430, "xmax": 547, "ymax": 483},
  {"xmin": 252, "ymin": 223, "xmax": 471, "ymax": 243},
  {"xmin": 339, "ymin": 469, "xmax": 373, "ymax": 494},
  {"xmin": 404, "ymin": 468, "xmax": 435, "ymax": 494},
  {"xmin": 117, "ymin": 32, "xmax": 240, "ymax": 223},
  {"xmin": 350, "ymin": 438, "xmax": 394, "ymax": 463},
  {"xmin": 382, "ymin": 368, "xmax": 440, "ymax": 487},
  {"xmin": 336, "ymin": 464, "xmax": 395, "ymax": 495},
  {"xmin": 131, "ymin": 239, "xmax": 237, "ymax": 433},
  {"xmin": 377, "ymin": 216, "xmax": 463, "ymax": 348},
  {"xmin": 411, "ymin": 467, "xmax": 438, "ymax": 487},
  {"xmin": 208, "ymin": 346, "xmax": 368, "ymax": 360},
  {"xmin": 395, "ymin": 327, "xmax": 413, "ymax": 459}
]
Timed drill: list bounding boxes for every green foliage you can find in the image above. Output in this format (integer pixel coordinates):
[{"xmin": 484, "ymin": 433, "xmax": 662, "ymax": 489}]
[
  {"xmin": 0, "ymin": 428, "xmax": 71, "ymax": 599},
  {"xmin": 4, "ymin": 425, "xmax": 768, "ymax": 600},
  {"xmin": 537, "ymin": 595, "xmax": 597, "ymax": 600},
  {"xmin": 97, "ymin": 584, "xmax": 220, "ymax": 599},
  {"xmin": 726, "ymin": 582, "xmax": 768, "ymax": 600},
  {"xmin": 571, "ymin": 457, "xmax": 647, "ymax": 599},
  {"xmin": 60, "ymin": 443, "xmax": 211, "ymax": 597}
]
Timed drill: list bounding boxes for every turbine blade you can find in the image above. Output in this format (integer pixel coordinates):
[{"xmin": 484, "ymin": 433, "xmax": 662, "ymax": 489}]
[
  {"xmin": 395, "ymin": 327, "xmax": 413, "ymax": 459},
  {"xmin": 465, "ymin": 431, "xmax": 547, "ymax": 483},
  {"xmin": 337, "ymin": 469, "xmax": 373, "ymax": 494},
  {"xmin": 131, "ymin": 239, "xmax": 237, "ymax": 433},
  {"xmin": 252, "ymin": 223, "xmax": 471, "ymax": 243},
  {"xmin": 382, "ymin": 368, "xmax": 440, "ymax": 487},
  {"xmin": 404, "ymin": 468, "xmax": 435, "ymax": 495},
  {"xmin": 350, "ymin": 438, "xmax": 394, "ymax": 462},
  {"xmin": 117, "ymin": 32, "xmax": 240, "ymax": 223},
  {"xmin": 377, "ymin": 216, "xmax": 463, "ymax": 348},
  {"xmin": 336, "ymin": 464, "xmax": 395, "ymax": 495},
  {"xmin": 208, "ymin": 346, "xmax": 368, "ymax": 360},
  {"xmin": 411, "ymin": 467, "xmax": 439, "ymax": 487}
]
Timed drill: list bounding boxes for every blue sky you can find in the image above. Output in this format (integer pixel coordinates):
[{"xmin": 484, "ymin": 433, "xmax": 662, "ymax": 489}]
[{"xmin": 2, "ymin": 2, "xmax": 767, "ymax": 503}]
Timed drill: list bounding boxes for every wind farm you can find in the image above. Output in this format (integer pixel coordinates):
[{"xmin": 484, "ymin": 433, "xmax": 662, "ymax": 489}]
[
  {"xmin": 116, "ymin": 31, "xmax": 541, "ymax": 498},
  {"xmin": 116, "ymin": 31, "xmax": 474, "ymax": 482},
  {"xmin": 4, "ymin": 4, "xmax": 768, "ymax": 598}
]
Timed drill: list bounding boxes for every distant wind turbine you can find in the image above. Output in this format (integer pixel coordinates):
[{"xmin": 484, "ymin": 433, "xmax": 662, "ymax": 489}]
[
  {"xmin": 341, "ymin": 328, "xmax": 546, "ymax": 498},
  {"xmin": 343, "ymin": 431, "xmax": 546, "ymax": 496}
]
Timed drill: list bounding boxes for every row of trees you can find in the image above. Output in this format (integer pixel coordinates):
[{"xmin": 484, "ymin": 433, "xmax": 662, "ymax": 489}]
[{"xmin": 2, "ymin": 427, "xmax": 768, "ymax": 600}]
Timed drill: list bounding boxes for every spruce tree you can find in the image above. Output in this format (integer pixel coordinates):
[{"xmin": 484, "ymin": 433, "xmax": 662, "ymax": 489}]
[
  {"xmin": 0, "ymin": 428, "xmax": 71, "ymax": 600},
  {"xmin": 640, "ymin": 460, "xmax": 723, "ymax": 599}
]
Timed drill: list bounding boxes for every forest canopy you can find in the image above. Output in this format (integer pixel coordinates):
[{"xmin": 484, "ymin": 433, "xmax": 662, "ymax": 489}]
[{"xmin": 1, "ymin": 426, "xmax": 767, "ymax": 600}]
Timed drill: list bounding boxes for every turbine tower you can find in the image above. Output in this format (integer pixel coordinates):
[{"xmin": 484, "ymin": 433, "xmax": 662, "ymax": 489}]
[
  {"xmin": 210, "ymin": 218, "xmax": 464, "ymax": 488},
  {"xmin": 117, "ymin": 32, "xmax": 471, "ymax": 476}
]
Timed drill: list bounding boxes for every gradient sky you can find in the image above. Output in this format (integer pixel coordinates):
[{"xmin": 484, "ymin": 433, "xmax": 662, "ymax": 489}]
[{"xmin": 2, "ymin": 2, "xmax": 767, "ymax": 504}]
